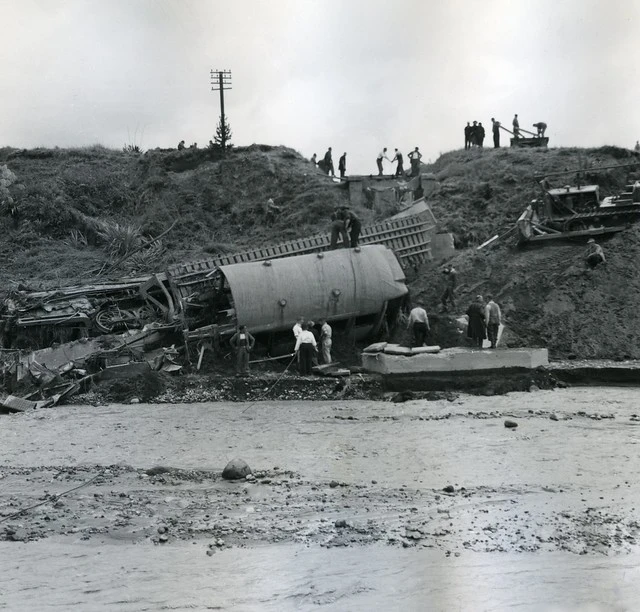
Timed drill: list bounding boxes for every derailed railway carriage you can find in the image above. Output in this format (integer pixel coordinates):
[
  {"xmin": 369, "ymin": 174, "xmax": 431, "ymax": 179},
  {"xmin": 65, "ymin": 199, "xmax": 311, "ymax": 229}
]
[
  {"xmin": 1, "ymin": 245, "xmax": 409, "ymax": 351},
  {"xmin": 215, "ymin": 245, "xmax": 408, "ymax": 338}
]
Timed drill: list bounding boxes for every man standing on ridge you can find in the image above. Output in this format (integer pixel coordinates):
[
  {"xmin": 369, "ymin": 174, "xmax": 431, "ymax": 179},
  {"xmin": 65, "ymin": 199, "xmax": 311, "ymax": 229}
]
[
  {"xmin": 324, "ymin": 147, "xmax": 334, "ymax": 176},
  {"xmin": 477, "ymin": 122, "xmax": 485, "ymax": 148},
  {"xmin": 491, "ymin": 118, "xmax": 501, "ymax": 148},
  {"xmin": 392, "ymin": 148, "xmax": 404, "ymax": 176},
  {"xmin": 464, "ymin": 122, "xmax": 472, "ymax": 150},
  {"xmin": 512, "ymin": 114, "xmax": 520, "ymax": 138},
  {"xmin": 338, "ymin": 152, "xmax": 347, "ymax": 178},
  {"xmin": 408, "ymin": 147, "xmax": 422, "ymax": 177},
  {"xmin": 376, "ymin": 148, "xmax": 390, "ymax": 176}
]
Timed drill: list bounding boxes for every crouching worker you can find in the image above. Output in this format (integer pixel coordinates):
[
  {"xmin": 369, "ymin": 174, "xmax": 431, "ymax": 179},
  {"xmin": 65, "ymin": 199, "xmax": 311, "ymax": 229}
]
[
  {"xmin": 295, "ymin": 323, "xmax": 317, "ymax": 375},
  {"xmin": 407, "ymin": 303, "xmax": 430, "ymax": 348},
  {"xmin": 585, "ymin": 238, "xmax": 605, "ymax": 268},
  {"xmin": 229, "ymin": 325, "xmax": 255, "ymax": 377}
]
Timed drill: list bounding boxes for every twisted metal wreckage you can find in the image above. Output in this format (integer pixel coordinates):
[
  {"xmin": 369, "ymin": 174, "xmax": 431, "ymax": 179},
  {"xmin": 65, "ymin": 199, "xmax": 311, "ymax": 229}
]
[{"xmin": 0, "ymin": 201, "xmax": 437, "ymax": 410}]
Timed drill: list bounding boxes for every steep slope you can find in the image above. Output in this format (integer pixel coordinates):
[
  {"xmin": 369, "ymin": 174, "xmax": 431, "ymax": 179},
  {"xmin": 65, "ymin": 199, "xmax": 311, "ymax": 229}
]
[
  {"xmin": 0, "ymin": 144, "xmax": 354, "ymax": 288},
  {"xmin": 413, "ymin": 145, "xmax": 640, "ymax": 359}
]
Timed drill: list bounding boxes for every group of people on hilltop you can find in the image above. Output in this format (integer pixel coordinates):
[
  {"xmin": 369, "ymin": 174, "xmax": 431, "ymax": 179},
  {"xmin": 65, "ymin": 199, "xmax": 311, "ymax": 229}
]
[
  {"xmin": 310, "ymin": 146, "xmax": 423, "ymax": 179},
  {"xmin": 465, "ymin": 115, "xmax": 547, "ymax": 150},
  {"xmin": 293, "ymin": 317, "xmax": 333, "ymax": 375},
  {"xmin": 464, "ymin": 122, "xmax": 486, "ymax": 149},
  {"xmin": 312, "ymin": 148, "xmax": 348, "ymax": 178},
  {"xmin": 377, "ymin": 147, "xmax": 423, "ymax": 178}
]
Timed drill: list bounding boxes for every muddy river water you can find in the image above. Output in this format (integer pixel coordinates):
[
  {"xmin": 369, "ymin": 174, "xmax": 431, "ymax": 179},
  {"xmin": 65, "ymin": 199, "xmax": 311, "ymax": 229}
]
[{"xmin": 1, "ymin": 387, "xmax": 640, "ymax": 611}]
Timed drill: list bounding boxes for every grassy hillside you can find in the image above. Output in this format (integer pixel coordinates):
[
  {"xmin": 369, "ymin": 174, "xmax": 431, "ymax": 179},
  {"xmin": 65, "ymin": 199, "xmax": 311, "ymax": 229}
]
[
  {"xmin": 3, "ymin": 141, "xmax": 640, "ymax": 359},
  {"xmin": 0, "ymin": 144, "xmax": 355, "ymax": 288}
]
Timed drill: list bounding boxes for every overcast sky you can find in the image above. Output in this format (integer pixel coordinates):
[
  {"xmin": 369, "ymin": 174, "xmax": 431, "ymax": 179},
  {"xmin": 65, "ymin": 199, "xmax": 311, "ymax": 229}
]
[{"xmin": 0, "ymin": 0, "xmax": 638, "ymax": 173}]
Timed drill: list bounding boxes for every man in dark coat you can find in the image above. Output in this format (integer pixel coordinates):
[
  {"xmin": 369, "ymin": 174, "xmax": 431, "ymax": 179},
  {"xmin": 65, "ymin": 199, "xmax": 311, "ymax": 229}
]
[
  {"xmin": 329, "ymin": 210, "xmax": 349, "ymax": 249},
  {"xmin": 338, "ymin": 152, "xmax": 347, "ymax": 178},
  {"xmin": 471, "ymin": 121, "xmax": 480, "ymax": 147},
  {"xmin": 477, "ymin": 122, "xmax": 485, "ymax": 148},
  {"xmin": 229, "ymin": 325, "xmax": 255, "ymax": 376},
  {"xmin": 491, "ymin": 118, "xmax": 500, "ymax": 148},
  {"xmin": 323, "ymin": 147, "xmax": 334, "ymax": 176},
  {"xmin": 466, "ymin": 295, "xmax": 486, "ymax": 349},
  {"xmin": 343, "ymin": 208, "xmax": 361, "ymax": 247},
  {"xmin": 464, "ymin": 122, "xmax": 472, "ymax": 150}
]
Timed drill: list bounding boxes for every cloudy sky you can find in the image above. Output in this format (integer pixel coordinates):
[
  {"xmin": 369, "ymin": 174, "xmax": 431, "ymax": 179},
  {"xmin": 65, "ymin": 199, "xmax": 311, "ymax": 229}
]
[{"xmin": 0, "ymin": 0, "xmax": 638, "ymax": 173}]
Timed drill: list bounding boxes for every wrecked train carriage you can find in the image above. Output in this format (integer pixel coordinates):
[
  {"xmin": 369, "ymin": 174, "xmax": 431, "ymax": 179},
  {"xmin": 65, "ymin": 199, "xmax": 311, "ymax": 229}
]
[
  {"xmin": 173, "ymin": 245, "xmax": 410, "ymax": 354},
  {"xmin": 1, "ymin": 276, "xmax": 177, "ymax": 350},
  {"xmin": 212, "ymin": 245, "xmax": 409, "ymax": 339}
]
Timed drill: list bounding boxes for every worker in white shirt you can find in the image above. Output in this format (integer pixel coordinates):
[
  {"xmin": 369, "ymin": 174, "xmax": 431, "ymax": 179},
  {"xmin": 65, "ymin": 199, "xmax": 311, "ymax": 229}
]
[
  {"xmin": 376, "ymin": 147, "xmax": 391, "ymax": 176},
  {"xmin": 484, "ymin": 295, "xmax": 501, "ymax": 349},
  {"xmin": 407, "ymin": 303, "xmax": 430, "ymax": 347},
  {"xmin": 408, "ymin": 147, "xmax": 422, "ymax": 177},
  {"xmin": 391, "ymin": 148, "xmax": 404, "ymax": 177},
  {"xmin": 319, "ymin": 318, "xmax": 332, "ymax": 364},
  {"xmin": 292, "ymin": 317, "xmax": 304, "ymax": 340},
  {"xmin": 295, "ymin": 323, "xmax": 318, "ymax": 375}
]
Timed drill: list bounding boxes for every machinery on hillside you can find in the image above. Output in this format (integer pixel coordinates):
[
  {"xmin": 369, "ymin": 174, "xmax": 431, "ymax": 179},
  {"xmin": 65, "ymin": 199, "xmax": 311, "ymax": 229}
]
[
  {"xmin": 516, "ymin": 162, "xmax": 640, "ymax": 243},
  {"xmin": 498, "ymin": 122, "xmax": 549, "ymax": 148}
]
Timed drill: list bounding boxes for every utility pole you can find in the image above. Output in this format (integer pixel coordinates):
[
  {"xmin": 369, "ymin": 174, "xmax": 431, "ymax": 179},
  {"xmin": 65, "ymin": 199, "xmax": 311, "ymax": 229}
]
[{"xmin": 210, "ymin": 69, "xmax": 232, "ymax": 152}]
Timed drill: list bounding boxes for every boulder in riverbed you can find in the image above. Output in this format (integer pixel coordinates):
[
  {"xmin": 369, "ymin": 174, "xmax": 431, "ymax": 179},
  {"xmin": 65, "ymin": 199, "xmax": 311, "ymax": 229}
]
[{"xmin": 222, "ymin": 458, "xmax": 252, "ymax": 480}]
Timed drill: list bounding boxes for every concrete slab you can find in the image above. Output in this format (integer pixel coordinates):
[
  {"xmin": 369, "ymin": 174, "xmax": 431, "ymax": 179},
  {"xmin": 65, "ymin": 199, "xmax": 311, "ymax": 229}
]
[{"xmin": 361, "ymin": 346, "xmax": 548, "ymax": 374}]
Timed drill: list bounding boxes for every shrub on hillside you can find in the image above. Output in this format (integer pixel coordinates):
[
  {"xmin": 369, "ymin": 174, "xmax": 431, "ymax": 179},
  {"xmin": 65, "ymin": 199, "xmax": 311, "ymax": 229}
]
[{"xmin": 95, "ymin": 221, "xmax": 143, "ymax": 257}]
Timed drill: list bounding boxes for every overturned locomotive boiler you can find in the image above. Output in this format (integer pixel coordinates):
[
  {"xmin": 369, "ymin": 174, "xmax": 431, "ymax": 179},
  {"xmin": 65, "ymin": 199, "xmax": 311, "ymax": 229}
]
[{"xmin": 214, "ymin": 245, "xmax": 408, "ymax": 336}]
